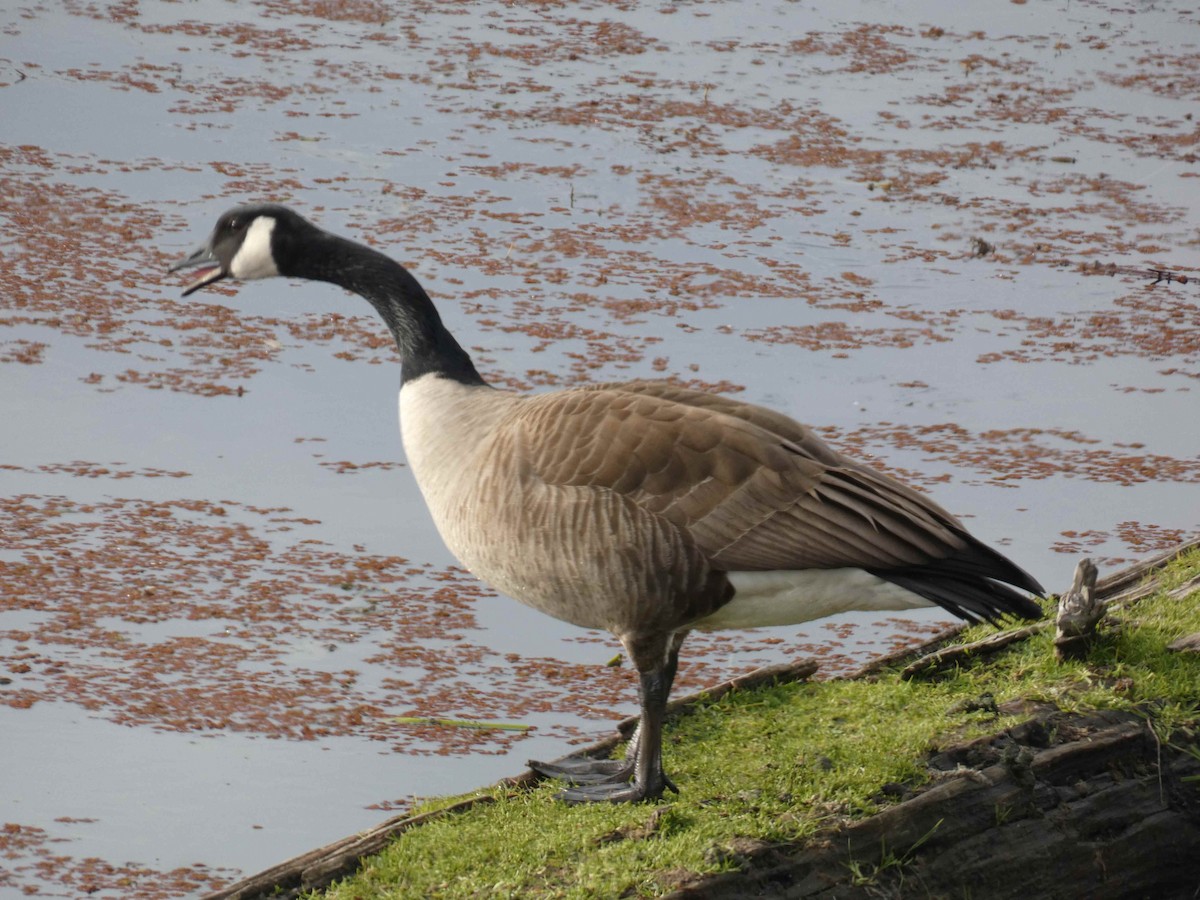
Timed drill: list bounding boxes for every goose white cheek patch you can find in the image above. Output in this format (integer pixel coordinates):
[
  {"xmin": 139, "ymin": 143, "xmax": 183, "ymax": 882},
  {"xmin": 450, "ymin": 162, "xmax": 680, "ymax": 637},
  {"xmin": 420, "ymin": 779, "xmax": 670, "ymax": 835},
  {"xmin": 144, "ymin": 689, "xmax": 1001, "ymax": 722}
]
[{"xmin": 230, "ymin": 216, "xmax": 279, "ymax": 280}]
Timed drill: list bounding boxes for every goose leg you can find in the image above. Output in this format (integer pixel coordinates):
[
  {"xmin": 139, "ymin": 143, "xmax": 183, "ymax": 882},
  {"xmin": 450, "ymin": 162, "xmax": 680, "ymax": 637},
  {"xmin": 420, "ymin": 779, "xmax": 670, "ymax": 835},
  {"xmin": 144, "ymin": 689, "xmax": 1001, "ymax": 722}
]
[
  {"xmin": 529, "ymin": 634, "xmax": 684, "ymax": 788},
  {"xmin": 555, "ymin": 644, "xmax": 681, "ymax": 803}
]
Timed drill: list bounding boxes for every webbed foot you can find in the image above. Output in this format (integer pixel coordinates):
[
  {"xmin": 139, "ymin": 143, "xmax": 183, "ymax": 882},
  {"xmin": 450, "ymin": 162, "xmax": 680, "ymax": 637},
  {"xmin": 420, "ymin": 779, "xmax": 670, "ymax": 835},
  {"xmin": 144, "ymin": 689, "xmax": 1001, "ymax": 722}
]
[
  {"xmin": 555, "ymin": 771, "xmax": 678, "ymax": 804},
  {"xmin": 528, "ymin": 755, "xmax": 634, "ymax": 785}
]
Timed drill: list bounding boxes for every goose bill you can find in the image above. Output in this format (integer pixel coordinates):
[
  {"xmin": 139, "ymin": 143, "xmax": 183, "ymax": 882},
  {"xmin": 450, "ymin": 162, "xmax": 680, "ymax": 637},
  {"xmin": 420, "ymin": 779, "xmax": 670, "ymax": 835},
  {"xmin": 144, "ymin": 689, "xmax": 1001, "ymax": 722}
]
[{"xmin": 171, "ymin": 246, "xmax": 227, "ymax": 296}]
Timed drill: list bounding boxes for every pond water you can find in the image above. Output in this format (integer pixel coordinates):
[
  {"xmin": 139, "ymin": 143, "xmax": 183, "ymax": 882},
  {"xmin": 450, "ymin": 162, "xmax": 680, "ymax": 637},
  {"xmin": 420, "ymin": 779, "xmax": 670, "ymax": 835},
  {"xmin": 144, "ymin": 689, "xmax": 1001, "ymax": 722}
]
[{"xmin": 2, "ymin": 0, "xmax": 1198, "ymax": 896}]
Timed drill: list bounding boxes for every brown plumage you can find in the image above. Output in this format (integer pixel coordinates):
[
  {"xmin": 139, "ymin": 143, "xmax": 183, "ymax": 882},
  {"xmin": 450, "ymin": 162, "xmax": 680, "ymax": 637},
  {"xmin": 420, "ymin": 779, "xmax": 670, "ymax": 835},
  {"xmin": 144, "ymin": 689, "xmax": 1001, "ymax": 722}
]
[{"xmin": 174, "ymin": 205, "xmax": 1045, "ymax": 803}]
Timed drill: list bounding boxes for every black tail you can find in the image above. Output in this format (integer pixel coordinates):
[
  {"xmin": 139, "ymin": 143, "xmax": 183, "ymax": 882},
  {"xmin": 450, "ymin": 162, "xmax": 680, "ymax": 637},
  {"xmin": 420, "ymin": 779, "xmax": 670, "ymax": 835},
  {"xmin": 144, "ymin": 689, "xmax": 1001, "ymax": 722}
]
[{"xmin": 870, "ymin": 539, "xmax": 1044, "ymax": 626}]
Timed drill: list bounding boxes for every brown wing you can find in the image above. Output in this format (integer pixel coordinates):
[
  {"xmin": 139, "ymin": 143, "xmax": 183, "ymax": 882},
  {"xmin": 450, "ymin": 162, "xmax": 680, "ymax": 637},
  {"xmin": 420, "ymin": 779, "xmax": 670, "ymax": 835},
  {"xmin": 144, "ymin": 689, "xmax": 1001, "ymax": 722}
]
[
  {"xmin": 576, "ymin": 380, "xmax": 844, "ymax": 465},
  {"xmin": 512, "ymin": 382, "xmax": 972, "ymax": 573}
]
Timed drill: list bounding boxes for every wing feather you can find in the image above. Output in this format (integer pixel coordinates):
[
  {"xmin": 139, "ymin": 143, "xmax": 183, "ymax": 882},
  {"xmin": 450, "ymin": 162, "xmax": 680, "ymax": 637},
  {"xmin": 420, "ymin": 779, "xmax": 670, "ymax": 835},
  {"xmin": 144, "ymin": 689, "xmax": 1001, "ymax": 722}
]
[{"xmin": 513, "ymin": 382, "xmax": 975, "ymax": 573}]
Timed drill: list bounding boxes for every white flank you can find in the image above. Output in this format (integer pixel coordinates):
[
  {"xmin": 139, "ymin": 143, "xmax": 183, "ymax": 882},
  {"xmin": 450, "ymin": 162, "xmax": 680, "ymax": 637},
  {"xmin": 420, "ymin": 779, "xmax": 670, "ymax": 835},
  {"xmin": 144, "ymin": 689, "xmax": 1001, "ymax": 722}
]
[
  {"xmin": 230, "ymin": 216, "xmax": 279, "ymax": 281},
  {"xmin": 694, "ymin": 568, "xmax": 933, "ymax": 631}
]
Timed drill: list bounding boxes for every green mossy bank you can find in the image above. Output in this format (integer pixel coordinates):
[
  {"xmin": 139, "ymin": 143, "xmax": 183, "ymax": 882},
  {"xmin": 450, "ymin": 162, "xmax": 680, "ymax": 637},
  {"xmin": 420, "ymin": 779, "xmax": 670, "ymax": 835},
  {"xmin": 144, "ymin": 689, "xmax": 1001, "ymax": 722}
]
[{"xmin": 310, "ymin": 549, "xmax": 1200, "ymax": 900}]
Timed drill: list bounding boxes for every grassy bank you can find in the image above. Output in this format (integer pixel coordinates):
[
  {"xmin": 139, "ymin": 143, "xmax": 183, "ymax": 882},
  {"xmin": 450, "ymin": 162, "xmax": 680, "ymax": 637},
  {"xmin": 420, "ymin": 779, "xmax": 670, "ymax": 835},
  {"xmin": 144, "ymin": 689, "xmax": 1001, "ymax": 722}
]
[{"xmin": 317, "ymin": 550, "xmax": 1200, "ymax": 899}]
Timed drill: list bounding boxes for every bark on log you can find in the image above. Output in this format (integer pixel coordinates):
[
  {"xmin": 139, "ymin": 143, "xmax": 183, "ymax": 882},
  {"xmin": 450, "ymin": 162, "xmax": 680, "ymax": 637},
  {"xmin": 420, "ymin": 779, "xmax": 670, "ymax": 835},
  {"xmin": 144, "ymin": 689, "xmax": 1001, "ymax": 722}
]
[
  {"xmin": 900, "ymin": 538, "xmax": 1200, "ymax": 679},
  {"xmin": 663, "ymin": 709, "xmax": 1200, "ymax": 900},
  {"xmin": 1168, "ymin": 633, "xmax": 1200, "ymax": 654},
  {"xmin": 1054, "ymin": 557, "xmax": 1102, "ymax": 660}
]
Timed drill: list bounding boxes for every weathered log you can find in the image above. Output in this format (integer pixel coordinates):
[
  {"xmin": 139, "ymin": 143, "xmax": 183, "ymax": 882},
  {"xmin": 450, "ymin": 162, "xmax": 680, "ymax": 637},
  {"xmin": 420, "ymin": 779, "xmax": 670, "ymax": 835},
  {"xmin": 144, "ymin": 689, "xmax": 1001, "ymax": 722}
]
[
  {"xmin": 662, "ymin": 709, "xmax": 1200, "ymax": 900},
  {"xmin": 901, "ymin": 537, "xmax": 1200, "ymax": 679},
  {"xmin": 206, "ymin": 795, "xmax": 498, "ymax": 900},
  {"xmin": 1054, "ymin": 558, "xmax": 1102, "ymax": 661},
  {"xmin": 1168, "ymin": 633, "xmax": 1200, "ymax": 653},
  {"xmin": 1093, "ymin": 536, "xmax": 1200, "ymax": 607},
  {"xmin": 900, "ymin": 622, "xmax": 1047, "ymax": 680}
]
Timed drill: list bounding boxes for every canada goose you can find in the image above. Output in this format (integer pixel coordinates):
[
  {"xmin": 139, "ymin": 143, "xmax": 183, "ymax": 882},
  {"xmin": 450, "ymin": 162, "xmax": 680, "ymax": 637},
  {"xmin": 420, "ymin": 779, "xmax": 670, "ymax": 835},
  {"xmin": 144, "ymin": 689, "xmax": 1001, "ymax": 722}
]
[{"xmin": 172, "ymin": 204, "xmax": 1044, "ymax": 803}]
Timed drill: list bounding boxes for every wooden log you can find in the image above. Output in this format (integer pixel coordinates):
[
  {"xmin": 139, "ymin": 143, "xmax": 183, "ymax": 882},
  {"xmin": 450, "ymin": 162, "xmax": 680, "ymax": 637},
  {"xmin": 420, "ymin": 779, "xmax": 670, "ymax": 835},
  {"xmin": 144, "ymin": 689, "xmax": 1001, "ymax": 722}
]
[
  {"xmin": 900, "ymin": 622, "xmax": 1047, "ymax": 680},
  {"xmin": 1092, "ymin": 536, "xmax": 1200, "ymax": 607},
  {"xmin": 207, "ymin": 795, "xmax": 497, "ymax": 900},
  {"xmin": 1167, "ymin": 632, "xmax": 1200, "ymax": 653},
  {"xmin": 902, "ymin": 537, "xmax": 1200, "ymax": 679},
  {"xmin": 1054, "ymin": 558, "xmax": 1102, "ymax": 661},
  {"xmin": 662, "ymin": 710, "xmax": 1200, "ymax": 899}
]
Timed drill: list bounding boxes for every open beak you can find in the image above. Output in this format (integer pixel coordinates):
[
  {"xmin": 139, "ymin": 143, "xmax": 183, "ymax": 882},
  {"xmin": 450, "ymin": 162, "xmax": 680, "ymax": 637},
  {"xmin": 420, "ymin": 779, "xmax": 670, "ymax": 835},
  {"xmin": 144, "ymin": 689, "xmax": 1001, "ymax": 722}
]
[{"xmin": 170, "ymin": 244, "xmax": 227, "ymax": 297}]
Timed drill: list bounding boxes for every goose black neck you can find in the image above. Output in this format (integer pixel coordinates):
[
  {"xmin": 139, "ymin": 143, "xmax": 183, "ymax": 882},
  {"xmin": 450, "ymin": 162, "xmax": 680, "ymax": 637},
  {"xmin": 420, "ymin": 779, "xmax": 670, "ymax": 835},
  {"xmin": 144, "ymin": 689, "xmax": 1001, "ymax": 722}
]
[{"xmin": 287, "ymin": 230, "xmax": 487, "ymax": 387}]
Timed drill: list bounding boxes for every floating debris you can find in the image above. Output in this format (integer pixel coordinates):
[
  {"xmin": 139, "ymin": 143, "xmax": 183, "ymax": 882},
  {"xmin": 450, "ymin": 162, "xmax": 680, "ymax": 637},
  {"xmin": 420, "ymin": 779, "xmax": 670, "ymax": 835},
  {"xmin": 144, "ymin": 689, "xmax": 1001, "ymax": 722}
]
[{"xmin": 393, "ymin": 716, "xmax": 534, "ymax": 732}]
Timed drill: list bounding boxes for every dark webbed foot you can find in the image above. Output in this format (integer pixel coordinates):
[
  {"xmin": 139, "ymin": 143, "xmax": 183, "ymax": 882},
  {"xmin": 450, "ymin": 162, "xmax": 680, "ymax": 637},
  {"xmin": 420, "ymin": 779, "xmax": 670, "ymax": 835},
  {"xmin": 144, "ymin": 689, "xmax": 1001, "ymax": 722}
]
[
  {"xmin": 528, "ymin": 755, "xmax": 634, "ymax": 785},
  {"xmin": 555, "ymin": 771, "xmax": 678, "ymax": 804},
  {"xmin": 531, "ymin": 722, "xmax": 644, "ymax": 785},
  {"xmin": 537, "ymin": 634, "xmax": 685, "ymax": 804}
]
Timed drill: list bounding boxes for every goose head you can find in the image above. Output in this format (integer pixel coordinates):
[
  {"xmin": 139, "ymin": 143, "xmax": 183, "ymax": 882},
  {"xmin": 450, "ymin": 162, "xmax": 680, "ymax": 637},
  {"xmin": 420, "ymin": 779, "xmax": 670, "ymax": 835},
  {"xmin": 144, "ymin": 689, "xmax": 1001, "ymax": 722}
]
[
  {"xmin": 171, "ymin": 204, "xmax": 310, "ymax": 296},
  {"xmin": 172, "ymin": 204, "xmax": 485, "ymax": 383}
]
